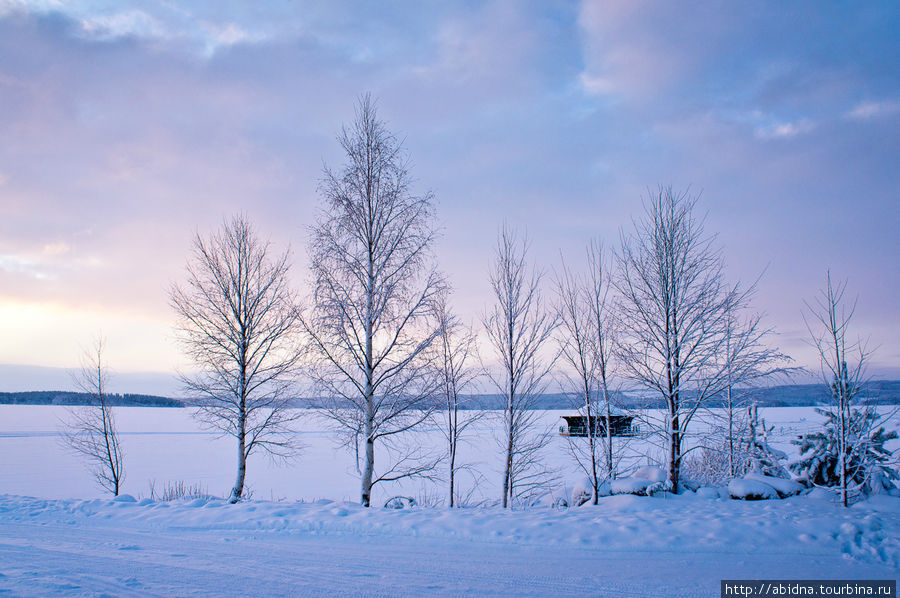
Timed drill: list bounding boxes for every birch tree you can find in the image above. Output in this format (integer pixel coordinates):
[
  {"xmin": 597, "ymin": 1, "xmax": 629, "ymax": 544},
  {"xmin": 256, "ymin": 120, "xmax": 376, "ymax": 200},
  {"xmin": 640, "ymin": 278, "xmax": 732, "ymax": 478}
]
[
  {"xmin": 433, "ymin": 293, "xmax": 483, "ymax": 507},
  {"xmin": 555, "ymin": 241, "xmax": 619, "ymax": 504},
  {"xmin": 302, "ymin": 95, "xmax": 445, "ymax": 507},
  {"xmin": 484, "ymin": 226, "xmax": 558, "ymax": 508},
  {"xmin": 616, "ymin": 187, "xmax": 740, "ymax": 492},
  {"xmin": 171, "ymin": 215, "xmax": 303, "ymax": 503},
  {"xmin": 62, "ymin": 337, "xmax": 124, "ymax": 496}
]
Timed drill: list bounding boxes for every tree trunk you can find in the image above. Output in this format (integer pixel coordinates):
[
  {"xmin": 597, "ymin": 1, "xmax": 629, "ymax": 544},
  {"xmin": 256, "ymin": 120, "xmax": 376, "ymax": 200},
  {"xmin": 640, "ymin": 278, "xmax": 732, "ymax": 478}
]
[
  {"xmin": 502, "ymin": 394, "xmax": 514, "ymax": 508},
  {"xmin": 230, "ymin": 426, "xmax": 246, "ymax": 503},
  {"xmin": 668, "ymin": 413, "xmax": 681, "ymax": 493},
  {"xmin": 361, "ymin": 396, "xmax": 375, "ymax": 507}
]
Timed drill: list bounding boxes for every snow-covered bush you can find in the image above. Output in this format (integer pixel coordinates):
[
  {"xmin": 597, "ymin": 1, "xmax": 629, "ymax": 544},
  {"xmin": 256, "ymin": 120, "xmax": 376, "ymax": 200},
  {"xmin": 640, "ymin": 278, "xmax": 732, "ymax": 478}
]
[
  {"xmin": 743, "ymin": 473, "xmax": 803, "ymax": 498},
  {"xmin": 743, "ymin": 404, "xmax": 789, "ymax": 478},
  {"xmin": 728, "ymin": 478, "xmax": 778, "ymax": 500},
  {"xmin": 790, "ymin": 407, "xmax": 899, "ymax": 498},
  {"xmin": 610, "ymin": 476, "xmax": 664, "ymax": 496}
]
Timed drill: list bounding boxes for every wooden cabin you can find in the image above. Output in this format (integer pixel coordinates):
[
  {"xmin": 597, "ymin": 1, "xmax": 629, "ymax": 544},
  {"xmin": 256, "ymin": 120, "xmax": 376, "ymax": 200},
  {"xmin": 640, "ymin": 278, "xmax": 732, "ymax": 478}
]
[{"xmin": 558, "ymin": 414, "xmax": 635, "ymax": 437}]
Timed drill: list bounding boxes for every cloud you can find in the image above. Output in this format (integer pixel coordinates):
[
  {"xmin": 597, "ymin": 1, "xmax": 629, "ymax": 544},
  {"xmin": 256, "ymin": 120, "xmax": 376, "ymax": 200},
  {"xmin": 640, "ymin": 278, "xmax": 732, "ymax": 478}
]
[
  {"xmin": 77, "ymin": 9, "xmax": 164, "ymax": 41},
  {"xmin": 754, "ymin": 119, "xmax": 816, "ymax": 140},
  {"xmin": 42, "ymin": 241, "xmax": 69, "ymax": 256},
  {"xmin": 0, "ymin": 253, "xmax": 47, "ymax": 279},
  {"xmin": 847, "ymin": 100, "xmax": 900, "ymax": 121}
]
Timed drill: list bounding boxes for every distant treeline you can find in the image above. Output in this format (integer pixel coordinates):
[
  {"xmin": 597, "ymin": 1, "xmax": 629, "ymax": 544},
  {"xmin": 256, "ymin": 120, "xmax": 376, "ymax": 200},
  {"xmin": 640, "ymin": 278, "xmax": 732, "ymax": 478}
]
[
  {"xmin": 0, "ymin": 391, "xmax": 184, "ymax": 407},
  {"xmin": 290, "ymin": 381, "xmax": 900, "ymax": 410},
  {"xmin": 2, "ymin": 381, "xmax": 898, "ymax": 409}
]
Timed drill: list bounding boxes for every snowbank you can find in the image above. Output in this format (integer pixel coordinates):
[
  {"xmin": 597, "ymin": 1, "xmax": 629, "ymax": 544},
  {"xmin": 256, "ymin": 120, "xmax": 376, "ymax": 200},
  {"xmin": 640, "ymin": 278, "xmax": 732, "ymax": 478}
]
[
  {"xmin": 728, "ymin": 478, "xmax": 779, "ymax": 500},
  {"xmin": 743, "ymin": 473, "xmax": 804, "ymax": 498}
]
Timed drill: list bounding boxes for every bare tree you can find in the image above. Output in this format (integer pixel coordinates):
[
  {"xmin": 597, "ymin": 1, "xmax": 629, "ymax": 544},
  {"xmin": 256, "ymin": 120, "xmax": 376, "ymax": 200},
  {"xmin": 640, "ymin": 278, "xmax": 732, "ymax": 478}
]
[
  {"xmin": 555, "ymin": 241, "xmax": 621, "ymax": 503},
  {"xmin": 484, "ymin": 226, "xmax": 558, "ymax": 508},
  {"xmin": 803, "ymin": 272, "xmax": 869, "ymax": 507},
  {"xmin": 716, "ymin": 303, "xmax": 793, "ymax": 477},
  {"xmin": 302, "ymin": 95, "xmax": 445, "ymax": 507},
  {"xmin": 62, "ymin": 337, "xmax": 124, "ymax": 496},
  {"xmin": 171, "ymin": 215, "xmax": 303, "ymax": 503},
  {"xmin": 433, "ymin": 292, "xmax": 484, "ymax": 507},
  {"xmin": 616, "ymin": 187, "xmax": 741, "ymax": 493}
]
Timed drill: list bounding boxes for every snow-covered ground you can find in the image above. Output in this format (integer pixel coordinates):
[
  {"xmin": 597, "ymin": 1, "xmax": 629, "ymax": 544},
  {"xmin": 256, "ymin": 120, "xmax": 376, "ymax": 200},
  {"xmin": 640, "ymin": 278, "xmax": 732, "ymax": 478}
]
[
  {"xmin": 1, "ymin": 492, "xmax": 897, "ymax": 596},
  {"xmin": 1, "ymin": 405, "xmax": 898, "ymax": 596}
]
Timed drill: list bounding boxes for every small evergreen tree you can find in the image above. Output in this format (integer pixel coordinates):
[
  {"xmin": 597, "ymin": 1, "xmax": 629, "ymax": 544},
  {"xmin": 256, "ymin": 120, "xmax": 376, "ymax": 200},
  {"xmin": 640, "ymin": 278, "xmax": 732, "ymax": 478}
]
[
  {"xmin": 791, "ymin": 407, "xmax": 898, "ymax": 497},
  {"xmin": 743, "ymin": 403, "xmax": 789, "ymax": 478}
]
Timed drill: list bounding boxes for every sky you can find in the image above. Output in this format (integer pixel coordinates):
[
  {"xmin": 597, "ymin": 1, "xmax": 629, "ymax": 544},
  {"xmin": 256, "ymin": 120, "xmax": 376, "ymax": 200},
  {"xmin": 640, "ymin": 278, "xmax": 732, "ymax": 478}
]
[{"xmin": 0, "ymin": 1, "xmax": 898, "ymax": 393}]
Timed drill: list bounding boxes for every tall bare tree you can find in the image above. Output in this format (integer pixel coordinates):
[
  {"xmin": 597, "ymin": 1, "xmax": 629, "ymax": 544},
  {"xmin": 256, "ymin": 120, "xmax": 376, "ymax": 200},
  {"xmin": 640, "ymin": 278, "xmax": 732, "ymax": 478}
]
[
  {"xmin": 302, "ymin": 95, "xmax": 445, "ymax": 507},
  {"xmin": 62, "ymin": 337, "xmax": 124, "ymax": 496},
  {"xmin": 556, "ymin": 241, "xmax": 620, "ymax": 504},
  {"xmin": 484, "ymin": 226, "xmax": 558, "ymax": 508},
  {"xmin": 171, "ymin": 215, "xmax": 303, "ymax": 503},
  {"xmin": 616, "ymin": 187, "xmax": 741, "ymax": 492},
  {"xmin": 433, "ymin": 293, "xmax": 483, "ymax": 507},
  {"xmin": 804, "ymin": 272, "xmax": 869, "ymax": 507}
]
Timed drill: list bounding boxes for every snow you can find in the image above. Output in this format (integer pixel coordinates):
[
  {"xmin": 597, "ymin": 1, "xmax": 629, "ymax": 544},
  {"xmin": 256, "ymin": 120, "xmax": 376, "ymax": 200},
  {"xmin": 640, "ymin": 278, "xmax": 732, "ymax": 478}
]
[
  {"xmin": 610, "ymin": 476, "xmax": 658, "ymax": 495},
  {"xmin": 743, "ymin": 473, "xmax": 805, "ymax": 498},
  {"xmin": 634, "ymin": 465, "xmax": 667, "ymax": 483},
  {"xmin": 1, "ymin": 404, "xmax": 898, "ymax": 595},
  {"xmin": 1, "ymin": 492, "xmax": 898, "ymax": 596},
  {"xmin": 728, "ymin": 478, "xmax": 779, "ymax": 500}
]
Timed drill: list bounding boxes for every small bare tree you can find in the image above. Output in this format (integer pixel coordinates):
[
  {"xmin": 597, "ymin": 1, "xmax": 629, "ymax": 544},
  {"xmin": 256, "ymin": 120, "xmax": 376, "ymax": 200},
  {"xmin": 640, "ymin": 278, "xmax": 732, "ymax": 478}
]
[
  {"xmin": 484, "ymin": 226, "xmax": 558, "ymax": 508},
  {"xmin": 803, "ymin": 272, "xmax": 868, "ymax": 507},
  {"xmin": 716, "ymin": 303, "xmax": 793, "ymax": 478},
  {"xmin": 616, "ymin": 187, "xmax": 741, "ymax": 492},
  {"xmin": 302, "ymin": 94, "xmax": 445, "ymax": 507},
  {"xmin": 62, "ymin": 337, "xmax": 124, "ymax": 496},
  {"xmin": 433, "ymin": 293, "xmax": 484, "ymax": 507},
  {"xmin": 171, "ymin": 215, "xmax": 303, "ymax": 503},
  {"xmin": 555, "ymin": 241, "xmax": 621, "ymax": 504}
]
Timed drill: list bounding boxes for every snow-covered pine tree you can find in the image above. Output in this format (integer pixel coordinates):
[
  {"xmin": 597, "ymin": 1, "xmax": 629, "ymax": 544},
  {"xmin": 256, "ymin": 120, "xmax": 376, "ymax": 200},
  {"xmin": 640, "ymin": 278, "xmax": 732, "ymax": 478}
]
[
  {"xmin": 791, "ymin": 407, "xmax": 898, "ymax": 496},
  {"xmin": 743, "ymin": 403, "xmax": 789, "ymax": 478}
]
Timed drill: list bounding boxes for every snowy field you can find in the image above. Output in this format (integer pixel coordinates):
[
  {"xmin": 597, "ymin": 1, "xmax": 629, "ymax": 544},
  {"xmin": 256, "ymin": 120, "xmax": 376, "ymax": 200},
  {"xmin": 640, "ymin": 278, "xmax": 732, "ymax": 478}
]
[
  {"xmin": 1, "ymin": 405, "xmax": 898, "ymax": 596},
  {"xmin": 0, "ymin": 405, "xmax": 857, "ymax": 503}
]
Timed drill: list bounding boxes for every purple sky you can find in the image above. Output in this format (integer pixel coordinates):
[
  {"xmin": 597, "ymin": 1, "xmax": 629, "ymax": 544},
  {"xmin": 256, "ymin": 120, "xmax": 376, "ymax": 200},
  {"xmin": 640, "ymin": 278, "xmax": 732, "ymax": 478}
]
[{"xmin": 0, "ymin": 1, "xmax": 898, "ymax": 391}]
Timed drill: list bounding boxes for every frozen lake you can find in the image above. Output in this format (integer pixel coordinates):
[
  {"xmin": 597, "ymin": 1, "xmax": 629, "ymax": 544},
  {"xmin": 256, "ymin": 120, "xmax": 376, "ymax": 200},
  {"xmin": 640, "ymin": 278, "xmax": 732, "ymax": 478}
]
[{"xmin": 3, "ymin": 404, "xmax": 889, "ymax": 504}]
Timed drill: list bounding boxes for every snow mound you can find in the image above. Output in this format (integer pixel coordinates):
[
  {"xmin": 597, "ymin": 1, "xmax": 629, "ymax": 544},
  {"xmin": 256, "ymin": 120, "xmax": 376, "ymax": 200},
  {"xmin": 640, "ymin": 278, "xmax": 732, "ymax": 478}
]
[
  {"xmin": 113, "ymin": 494, "xmax": 137, "ymax": 503},
  {"xmin": 634, "ymin": 467, "xmax": 667, "ymax": 483},
  {"xmin": 570, "ymin": 478, "xmax": 610, "ymax": 506},
  {"xmin": 570, "ymin": 478, "xmax": 593, "ymax": 506},
  {"xmin": 728, "ymin": 479, "xmax": 779, "ymax": 500},
  {"xmin": 696, "ymin": 487, "xmax": 723, "ymax": 500},
  {"xmin": 611, "ymin": 477, "xmax": 661, "ymax": 496},
  {"xmin": 744, "ymin": 473, "xmax": 804, "ymax": 498}
]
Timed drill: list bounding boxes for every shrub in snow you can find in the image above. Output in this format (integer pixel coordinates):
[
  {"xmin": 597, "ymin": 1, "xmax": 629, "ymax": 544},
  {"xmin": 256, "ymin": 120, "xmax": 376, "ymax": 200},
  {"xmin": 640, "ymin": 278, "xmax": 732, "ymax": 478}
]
[
  {"xmin": 383, "ymin": 496, "xmax": 416, "ymax": 510},
  {"xmin": 791, "ymin": 407, "xmax": 899, "ymax": 498},
  {"xmin": 728, "ymin": 478, "xmax": 778, "ymax": 501},
  {"xmin": 743, "ymin": 404, "xmax": 789, "ymax": 478},
  {"xmin": 681, "ymin": 446, "xmax": 735, "ymax": 487},
  {"xmin": 148, "ymin": 480, "xmax": 210, "ymax": 502},
  {"xmin": 743, "ymin": 473, "xmax": 804, "ymax": 498}
]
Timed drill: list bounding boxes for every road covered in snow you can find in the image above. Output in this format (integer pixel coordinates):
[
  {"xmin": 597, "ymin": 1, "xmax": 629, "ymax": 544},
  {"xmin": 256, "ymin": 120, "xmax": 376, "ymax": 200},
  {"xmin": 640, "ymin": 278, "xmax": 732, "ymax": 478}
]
[{"xmin": 1, "ymin": 492, "xmax": 897, "ymax": 597}]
